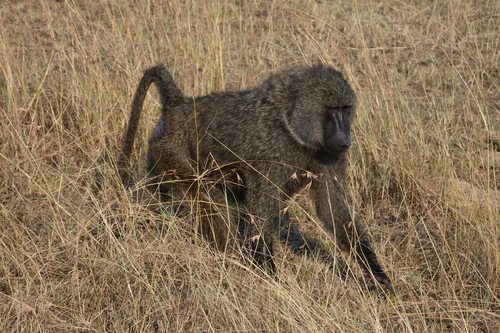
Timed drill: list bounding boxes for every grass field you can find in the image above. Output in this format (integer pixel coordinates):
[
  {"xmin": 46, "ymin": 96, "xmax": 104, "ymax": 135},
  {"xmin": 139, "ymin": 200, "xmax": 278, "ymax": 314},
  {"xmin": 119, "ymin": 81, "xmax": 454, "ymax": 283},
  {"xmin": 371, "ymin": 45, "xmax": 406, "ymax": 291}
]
[{"xmin": 1, "ymin": 0, "xmax": 499, "ymax": 331}]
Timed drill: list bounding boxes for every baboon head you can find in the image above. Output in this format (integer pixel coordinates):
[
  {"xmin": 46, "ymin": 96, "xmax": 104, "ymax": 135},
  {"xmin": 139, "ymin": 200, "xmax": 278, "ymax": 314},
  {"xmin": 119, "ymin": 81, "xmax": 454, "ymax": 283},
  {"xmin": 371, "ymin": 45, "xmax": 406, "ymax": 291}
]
[{"xmin": 273, "ymin": 65, "xmax": 357, "ymax": 154}]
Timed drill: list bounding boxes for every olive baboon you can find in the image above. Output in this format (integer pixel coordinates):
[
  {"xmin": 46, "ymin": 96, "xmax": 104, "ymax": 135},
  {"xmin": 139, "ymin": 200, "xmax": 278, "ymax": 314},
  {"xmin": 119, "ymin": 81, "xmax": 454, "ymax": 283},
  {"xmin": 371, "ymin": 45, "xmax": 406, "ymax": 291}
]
[{"xmin": 118, "ymin": 64, "xmax": 394, "ymax": 292}]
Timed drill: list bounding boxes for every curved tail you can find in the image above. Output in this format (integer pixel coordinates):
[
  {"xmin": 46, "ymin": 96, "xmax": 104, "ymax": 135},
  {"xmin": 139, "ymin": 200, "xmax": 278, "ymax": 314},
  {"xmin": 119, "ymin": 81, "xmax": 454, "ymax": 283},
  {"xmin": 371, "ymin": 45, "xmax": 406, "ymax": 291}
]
[{"xmin": 118, "ymin": 64, "xmax": 185, "ymax": 184}]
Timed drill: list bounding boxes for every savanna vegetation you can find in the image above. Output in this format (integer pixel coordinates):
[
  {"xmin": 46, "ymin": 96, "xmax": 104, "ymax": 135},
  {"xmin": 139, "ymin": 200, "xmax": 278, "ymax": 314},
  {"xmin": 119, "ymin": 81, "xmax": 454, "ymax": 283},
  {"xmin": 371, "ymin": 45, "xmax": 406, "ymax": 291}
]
[{"xmin": 0, "ymin": 0, "xmax": 499, "ymax": 331}]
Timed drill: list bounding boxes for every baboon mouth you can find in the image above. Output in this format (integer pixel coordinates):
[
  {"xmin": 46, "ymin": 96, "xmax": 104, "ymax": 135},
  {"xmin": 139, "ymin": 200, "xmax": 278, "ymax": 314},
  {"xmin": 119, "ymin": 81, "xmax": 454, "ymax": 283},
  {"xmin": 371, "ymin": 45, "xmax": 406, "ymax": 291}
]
[{"xmin": 324, "ymin": 146, "xmax": 349, "ymax": 154}]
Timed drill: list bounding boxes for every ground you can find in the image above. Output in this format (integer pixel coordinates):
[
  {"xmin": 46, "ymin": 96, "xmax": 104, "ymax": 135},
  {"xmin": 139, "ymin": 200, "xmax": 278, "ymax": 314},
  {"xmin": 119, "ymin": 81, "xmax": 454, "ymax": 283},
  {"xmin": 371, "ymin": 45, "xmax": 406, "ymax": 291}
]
[{"xmin": 0, "ymin": 0, "xmax": 499, "ymax": 331}]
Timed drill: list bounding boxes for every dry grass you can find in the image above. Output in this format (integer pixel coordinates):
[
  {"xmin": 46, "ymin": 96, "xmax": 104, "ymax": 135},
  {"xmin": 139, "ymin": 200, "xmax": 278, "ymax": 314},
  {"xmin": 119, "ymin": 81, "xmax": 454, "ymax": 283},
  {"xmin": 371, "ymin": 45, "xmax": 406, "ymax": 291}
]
[{"xmin": 1, "ymin": 0, "xmax": 499, "ymax": 331}]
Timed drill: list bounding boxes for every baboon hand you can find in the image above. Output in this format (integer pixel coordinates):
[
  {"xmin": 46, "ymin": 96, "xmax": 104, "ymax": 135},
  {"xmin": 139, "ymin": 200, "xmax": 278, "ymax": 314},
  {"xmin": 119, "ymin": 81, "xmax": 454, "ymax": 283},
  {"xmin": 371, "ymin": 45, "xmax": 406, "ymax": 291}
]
[{"xmin": 375, "ymin": 272, "xmax": 395, "ymax": 293}]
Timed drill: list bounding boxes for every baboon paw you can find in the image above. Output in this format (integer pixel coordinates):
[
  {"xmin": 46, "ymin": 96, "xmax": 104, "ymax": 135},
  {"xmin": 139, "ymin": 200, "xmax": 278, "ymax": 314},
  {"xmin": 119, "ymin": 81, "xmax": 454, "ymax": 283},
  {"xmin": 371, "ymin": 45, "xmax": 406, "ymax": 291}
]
[{"xmin": 375, "ymin": 273, "xmax": 395, "ymax": 293}]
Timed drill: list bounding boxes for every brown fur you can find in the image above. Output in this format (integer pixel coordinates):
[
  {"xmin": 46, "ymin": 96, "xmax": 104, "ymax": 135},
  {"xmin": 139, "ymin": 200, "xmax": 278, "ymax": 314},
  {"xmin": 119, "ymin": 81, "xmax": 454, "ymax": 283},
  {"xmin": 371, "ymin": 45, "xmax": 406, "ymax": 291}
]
[{"xmin": 118, "ymin": 64, "xmax": 394, "ymax": 292}]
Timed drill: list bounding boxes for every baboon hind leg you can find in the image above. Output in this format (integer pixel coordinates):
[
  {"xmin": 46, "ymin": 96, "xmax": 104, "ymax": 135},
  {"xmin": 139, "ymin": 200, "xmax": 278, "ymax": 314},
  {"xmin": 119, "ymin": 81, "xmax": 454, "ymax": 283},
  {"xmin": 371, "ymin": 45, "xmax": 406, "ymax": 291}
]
[
  {"xmin": 241, "ymin": 183, "xmax": 280, "ymax": 275},
  {"xmin": 196, "ymin": 185, "xmax": 242, "ymax": 253}
]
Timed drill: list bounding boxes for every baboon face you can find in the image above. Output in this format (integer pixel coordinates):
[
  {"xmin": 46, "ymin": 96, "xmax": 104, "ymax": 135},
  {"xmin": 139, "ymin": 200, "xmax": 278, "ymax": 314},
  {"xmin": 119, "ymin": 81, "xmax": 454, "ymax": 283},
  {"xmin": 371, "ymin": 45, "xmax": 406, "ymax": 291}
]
[{"xmin": 323, "ymin": 106, "xmax": 353, "ymax": 153}]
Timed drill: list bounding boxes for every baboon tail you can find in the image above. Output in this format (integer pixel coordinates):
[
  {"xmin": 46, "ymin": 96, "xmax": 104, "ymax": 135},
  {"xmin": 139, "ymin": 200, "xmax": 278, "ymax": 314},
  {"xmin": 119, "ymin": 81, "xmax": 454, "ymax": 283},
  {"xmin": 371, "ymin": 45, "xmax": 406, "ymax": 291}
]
[
  {"xmin": 149, "ymin": 64, "xmax": 185, "ymax": 113},
  {"xmin": 118, "ymin": 64, "xmax": 185, "ymax": 184}
]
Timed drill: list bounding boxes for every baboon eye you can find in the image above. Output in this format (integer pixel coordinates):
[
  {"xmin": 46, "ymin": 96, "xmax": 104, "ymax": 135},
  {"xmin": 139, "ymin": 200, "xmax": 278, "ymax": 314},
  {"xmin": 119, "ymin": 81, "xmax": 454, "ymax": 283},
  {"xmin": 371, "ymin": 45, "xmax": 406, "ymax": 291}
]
[
  {"xmin": 326, "ymin": 106, "xmax": 351, "ymax": 116},
  {"xmin": 339, "ymin": 106, "xmax": 352, "ymax": 117}
]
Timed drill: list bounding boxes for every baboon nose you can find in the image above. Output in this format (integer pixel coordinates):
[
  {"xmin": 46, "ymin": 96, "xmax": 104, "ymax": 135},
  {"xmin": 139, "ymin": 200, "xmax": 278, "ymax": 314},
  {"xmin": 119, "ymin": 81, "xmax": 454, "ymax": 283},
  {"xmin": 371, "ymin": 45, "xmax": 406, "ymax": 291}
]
[
  {"xmin": 339, "ymin": 144, "xmax": 350, "ymax": 152},
  {"xmin": 324, "ymin": 136, "xmax": 351, "ymax": 154},
  {"xmin": 339, "ymin": 137, "xmax": 351, "ymax": 150}
]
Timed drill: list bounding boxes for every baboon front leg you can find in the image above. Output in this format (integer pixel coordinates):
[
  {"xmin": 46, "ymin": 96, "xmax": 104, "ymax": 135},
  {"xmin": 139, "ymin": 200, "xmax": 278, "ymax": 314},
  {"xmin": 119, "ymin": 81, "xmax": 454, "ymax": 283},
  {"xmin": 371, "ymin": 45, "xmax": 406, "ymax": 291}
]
[
  {"xmin": 278, "ymin": 211, "xmax": 344, "ymax": 268},
  {"xmin": 244, "ymin": 230, "xmax": 276, "ymax": 275},
  {"xmin": 277, "ymin": 211, "xmax": 308, "ymax": 254},
  {"xmin": 312, "ymin": 178, "xmax": 394, "ymax": 292}
]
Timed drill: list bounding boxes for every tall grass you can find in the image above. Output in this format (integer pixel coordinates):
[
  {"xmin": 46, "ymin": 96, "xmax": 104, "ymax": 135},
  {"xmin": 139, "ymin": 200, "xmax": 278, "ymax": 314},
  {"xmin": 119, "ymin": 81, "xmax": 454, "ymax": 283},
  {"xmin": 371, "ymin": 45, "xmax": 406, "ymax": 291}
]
[{"xmin": 1, "ymin": 0, "xmax": 498, "ymax": 331}]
